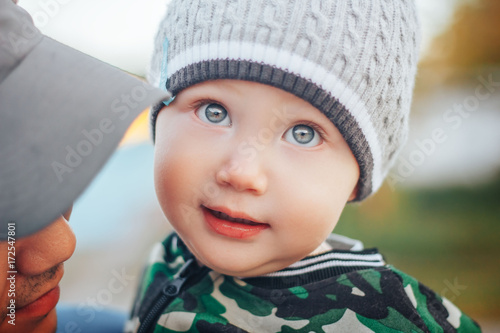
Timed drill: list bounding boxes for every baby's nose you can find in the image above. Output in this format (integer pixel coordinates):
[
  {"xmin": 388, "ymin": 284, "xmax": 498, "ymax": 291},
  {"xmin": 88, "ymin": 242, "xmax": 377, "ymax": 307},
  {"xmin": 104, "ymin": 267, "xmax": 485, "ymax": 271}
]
[{"xmin": 215, "ymin": 151, "xmax": 268, "ymax": 195}]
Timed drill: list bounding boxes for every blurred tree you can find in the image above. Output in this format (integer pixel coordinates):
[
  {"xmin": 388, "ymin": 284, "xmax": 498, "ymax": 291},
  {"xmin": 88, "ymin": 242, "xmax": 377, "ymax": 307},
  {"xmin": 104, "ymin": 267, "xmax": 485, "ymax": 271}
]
[{"xmin": 423, "ymin": 0, "xmax": 500, "ymax": 69}]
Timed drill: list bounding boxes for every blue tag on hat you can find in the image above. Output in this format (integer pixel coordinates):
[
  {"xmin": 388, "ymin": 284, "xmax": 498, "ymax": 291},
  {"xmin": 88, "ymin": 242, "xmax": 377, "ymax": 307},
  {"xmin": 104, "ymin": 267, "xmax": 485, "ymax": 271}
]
[{"xmin": 159, "ymin": 38, "xmax": 169, "ymax": 91}]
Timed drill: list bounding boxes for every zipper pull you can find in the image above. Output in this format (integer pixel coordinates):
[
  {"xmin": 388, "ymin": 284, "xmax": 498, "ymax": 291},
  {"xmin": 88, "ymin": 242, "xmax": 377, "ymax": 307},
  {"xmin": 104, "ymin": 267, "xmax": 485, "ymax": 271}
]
[
  {"xmin": 136, "ymin": 258, "xmax": 202, "ymax": 333},
  {"xmin": 162, "ymin": 258, "xmax": 198, "ymax": 297}
]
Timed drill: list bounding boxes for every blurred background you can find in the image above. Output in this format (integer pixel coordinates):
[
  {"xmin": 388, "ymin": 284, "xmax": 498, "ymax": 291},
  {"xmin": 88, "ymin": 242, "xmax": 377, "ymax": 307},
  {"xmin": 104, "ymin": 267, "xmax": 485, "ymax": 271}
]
[{"xmin": 19, "ymin": 0, "xmax": 500, "ymax": 331}]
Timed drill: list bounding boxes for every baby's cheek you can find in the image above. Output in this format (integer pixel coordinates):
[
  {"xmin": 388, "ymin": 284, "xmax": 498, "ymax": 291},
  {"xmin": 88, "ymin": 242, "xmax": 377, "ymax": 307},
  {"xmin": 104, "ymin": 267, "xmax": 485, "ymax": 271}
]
[
  {"xmin": 155, "ymin": 153, "xmax": 184, "ymax": 197},
  {"xmin": 156, "ymin": 146, "xmax": 202, "ymax": 205}
]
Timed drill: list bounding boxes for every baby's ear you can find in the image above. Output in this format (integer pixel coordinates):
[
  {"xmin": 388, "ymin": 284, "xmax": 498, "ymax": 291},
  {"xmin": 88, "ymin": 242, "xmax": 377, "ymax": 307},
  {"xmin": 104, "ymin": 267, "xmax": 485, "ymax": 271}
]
[{"xmin": 348, "ymin": 184, "xmax": 359, "ymax": 202}]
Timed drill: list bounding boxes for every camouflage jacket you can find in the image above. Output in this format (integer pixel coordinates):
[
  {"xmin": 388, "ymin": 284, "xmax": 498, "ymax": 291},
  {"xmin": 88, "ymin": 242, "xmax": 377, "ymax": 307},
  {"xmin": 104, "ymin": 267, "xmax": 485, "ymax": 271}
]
[{"xmin": 126, "ymin": 233, "xmax": 480, "ymax": 333}]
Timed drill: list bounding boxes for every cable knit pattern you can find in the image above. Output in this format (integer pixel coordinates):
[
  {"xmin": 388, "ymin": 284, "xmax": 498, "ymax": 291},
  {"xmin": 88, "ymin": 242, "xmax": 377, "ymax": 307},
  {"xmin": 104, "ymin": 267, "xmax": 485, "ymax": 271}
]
[{"xmin": 149, "ymin": 0, "xmax": 420, "ymax": 200}]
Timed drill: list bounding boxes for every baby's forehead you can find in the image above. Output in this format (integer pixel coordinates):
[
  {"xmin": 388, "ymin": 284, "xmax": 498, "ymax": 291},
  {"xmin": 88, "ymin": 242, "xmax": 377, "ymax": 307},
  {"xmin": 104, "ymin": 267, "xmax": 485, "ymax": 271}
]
[{"xmin": 180, "ymin": 79, "xmax": 321, "ymax": 109}]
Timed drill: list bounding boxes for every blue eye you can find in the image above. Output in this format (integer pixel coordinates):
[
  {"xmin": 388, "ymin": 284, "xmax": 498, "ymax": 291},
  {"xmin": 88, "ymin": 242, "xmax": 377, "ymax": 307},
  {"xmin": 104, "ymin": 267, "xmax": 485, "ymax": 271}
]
[
  {"xmin": 284, "ymin": 125, "xmax": 321, "ymax": 147},
  {"xmin": 196, "ymin": 103, "xmax": 231, "ymax": 126}
]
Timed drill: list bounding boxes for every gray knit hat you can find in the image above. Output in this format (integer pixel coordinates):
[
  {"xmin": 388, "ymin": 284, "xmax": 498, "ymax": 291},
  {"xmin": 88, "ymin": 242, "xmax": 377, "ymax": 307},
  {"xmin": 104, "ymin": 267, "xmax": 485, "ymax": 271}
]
[{"xmin": 149, "ymin": 0, "xmax": 420, "ymax": 201}]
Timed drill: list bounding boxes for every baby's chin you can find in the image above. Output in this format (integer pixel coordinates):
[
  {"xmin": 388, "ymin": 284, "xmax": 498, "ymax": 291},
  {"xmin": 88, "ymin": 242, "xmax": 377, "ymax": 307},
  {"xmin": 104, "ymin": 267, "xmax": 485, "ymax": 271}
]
[
  {"xmin": 201, "ymin": 262, "xmax": 279, "ymax": 278},
  {"xmin": 180, "ymin": 231, "xmax": 324, "ymax": 277},
  {"xmin": 192, "ymin": 253, "xmax": 262, "ymax": 277},
  {"xmin": 192, "ymin": 248, "xmax": 304, "ymax": 278}
]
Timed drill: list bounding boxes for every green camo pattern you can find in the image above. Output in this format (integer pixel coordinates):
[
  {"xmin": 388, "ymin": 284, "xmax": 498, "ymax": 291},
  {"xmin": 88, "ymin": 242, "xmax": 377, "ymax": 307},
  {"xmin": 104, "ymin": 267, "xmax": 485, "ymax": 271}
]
[{"xmin": 127, "ymin": 234, "xmax": 481, "ymax": 333}]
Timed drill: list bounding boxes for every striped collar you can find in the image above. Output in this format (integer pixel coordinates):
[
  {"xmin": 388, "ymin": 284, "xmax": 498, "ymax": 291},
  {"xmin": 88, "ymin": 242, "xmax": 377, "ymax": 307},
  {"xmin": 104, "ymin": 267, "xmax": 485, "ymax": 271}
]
[
  {"xmin": 242, "ymin": 234, "xmax": 385, "ymax": 289},
  {"xmin": 164, "ymin": 233, "xmax": 386, "ymax": 289}
]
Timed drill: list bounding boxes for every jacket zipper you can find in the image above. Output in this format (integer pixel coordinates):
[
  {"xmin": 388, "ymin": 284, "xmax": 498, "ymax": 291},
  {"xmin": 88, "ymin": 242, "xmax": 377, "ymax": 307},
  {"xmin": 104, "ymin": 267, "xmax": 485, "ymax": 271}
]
[{"xmin": 137, "ymin": 258, "xmax": 208, "ymax": 333}]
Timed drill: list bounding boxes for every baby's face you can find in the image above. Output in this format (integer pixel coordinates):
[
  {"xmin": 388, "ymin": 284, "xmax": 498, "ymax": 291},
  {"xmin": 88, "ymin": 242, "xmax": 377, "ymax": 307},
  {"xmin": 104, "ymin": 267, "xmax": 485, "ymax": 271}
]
[{"xmin": 154, "ymin": 80, "xmax": 359, "ymax": 277}]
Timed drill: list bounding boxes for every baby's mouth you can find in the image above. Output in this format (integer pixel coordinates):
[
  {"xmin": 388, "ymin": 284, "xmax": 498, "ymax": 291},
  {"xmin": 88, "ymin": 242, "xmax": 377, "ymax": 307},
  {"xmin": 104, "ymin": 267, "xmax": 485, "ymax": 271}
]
[
  {"xmin": 205, "ymin": 207, "xmax": 262, "ymax": 226},
  {"xmin": 202, "ymin": 206, "xmax": 269, "ymax": 239}
]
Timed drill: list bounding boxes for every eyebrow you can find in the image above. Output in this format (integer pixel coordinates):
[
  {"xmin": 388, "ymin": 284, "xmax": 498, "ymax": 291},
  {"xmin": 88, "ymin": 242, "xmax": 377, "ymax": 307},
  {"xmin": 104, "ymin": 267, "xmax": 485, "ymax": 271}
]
[{"xmin": 180, "ymin": 82, "xmax": 231, "ymax": 101}]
